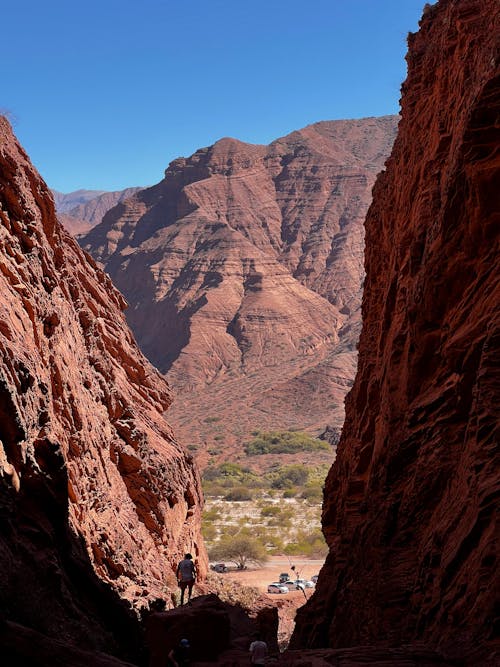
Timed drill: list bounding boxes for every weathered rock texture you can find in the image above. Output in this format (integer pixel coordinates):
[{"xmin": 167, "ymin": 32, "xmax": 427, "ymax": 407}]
[
  {"xmin": 53, "ymin": 187, "xmax": 143, "ymax": 236},
  {"xmin": 0, "ymin": 117, "xmax": 206, "ymax": 656},
  {"xmin": 293, "ymin": 1, "xmax": 499, "ymax": 665},
  {"xmin": 146, "ymin": 593, "xmax": 279, "ymax": 667},
  {"xmin": 81, "ymin": 117, "xmax": 397, "ymax": 462}
]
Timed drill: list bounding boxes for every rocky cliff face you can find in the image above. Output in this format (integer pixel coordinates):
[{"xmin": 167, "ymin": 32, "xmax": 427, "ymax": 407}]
[
  {"xmin": 81, "ymin": 118, "xmax": 397, "ymax": 460},
  {"xmin": 53, "ymin": 187, "xmax": 143, "ymax": 236},
  {"xmin": 293, "ymin": 1, "xmax": 499, "ymax": 664},
  {"xmin": 0, "ymin": 118, "xmax": 206, "ymax": 656}
]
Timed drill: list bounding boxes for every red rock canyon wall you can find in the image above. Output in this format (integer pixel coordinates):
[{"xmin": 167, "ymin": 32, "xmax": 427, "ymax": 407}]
[
  {"xmin": 0, "ymin": 117, "xmax": 206, "ymax": 655},
  {"xmin": 292, "ymin": 1, "xmax": 499, "ymax": 664}
]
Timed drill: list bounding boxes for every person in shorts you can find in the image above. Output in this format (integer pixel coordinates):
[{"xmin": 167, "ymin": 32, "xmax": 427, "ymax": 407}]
[{"xmin": 176, "ymin": 553, "xmax": 196, "ymax": 605}]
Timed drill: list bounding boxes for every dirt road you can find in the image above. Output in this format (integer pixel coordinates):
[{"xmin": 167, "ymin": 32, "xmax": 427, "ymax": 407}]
[{"xmin": 221, "ymin": 556, "xmax": 323, "ymax": 595}]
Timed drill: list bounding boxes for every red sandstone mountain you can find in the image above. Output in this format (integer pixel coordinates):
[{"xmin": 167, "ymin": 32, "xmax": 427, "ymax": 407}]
[
  {"xmin": 52, "ymin": 188, "xmax": 108, "ymax": 211},
  {"xmin": 293, "ymin": 1, "xmax": 499, "ymax": 664},
  {"xmin": 81, "ymin": 117, "xmax": 398, "ymax": 464},
  {"xmin": 0, "ymin": 117, "xmax": 205, "ymax": 659},
  {"xmin": 53, "ymin": 187, "xmax": 143, "ymax": 235}
]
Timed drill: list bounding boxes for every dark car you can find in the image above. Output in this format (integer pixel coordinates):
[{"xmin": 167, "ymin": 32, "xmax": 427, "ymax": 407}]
[
  {"xmin": 211, "ymin": 563, "xmax": 227, "ymax": 573},
  {"xmin": 279, "ymin": 572, "xmax": 290, "ymax": 583}
]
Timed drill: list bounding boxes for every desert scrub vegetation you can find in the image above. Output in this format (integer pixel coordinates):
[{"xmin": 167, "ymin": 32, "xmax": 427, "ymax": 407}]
[
  {"xmin": 203, "ymin": 509, "xmax": 328, "ymax": 558},
  {"xmin": 283, "ymin": 528, "xmax": 328, "ymax": 558},
  {"xmin": 201, "ymin": 461, "xmax": 330, "ymax": 556},
  {"xmin": 208, "ymin": 532, "xmax": 268, "ymax": 569},
  {"xmin": 244, "ymin": 430, "xmax": 330, "ymax": 455},
  {"xmin": 202, "ymin": 461, "xmax": 329, "ymax": 499},
  {"xmin": 205, "ymin": 572, "xmax": 261, "ymax": 609},
  {"xmin": 223, "ymin": 486, "xmax": 253, "ymax": 501}
]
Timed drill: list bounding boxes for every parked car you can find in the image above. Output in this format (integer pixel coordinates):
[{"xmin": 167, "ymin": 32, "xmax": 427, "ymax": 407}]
[
  {"xmin": 210, "ymin": 563, "xmax": 227, "ymax": 573},
  {"xmin": 311, "ymin": 574, "xmax": 319, "ymax": 584},
  {"xmin": 278, "ymin": 572, "xmax": 290, "ymax": 583},
  {"xmin": 283, "ymin": 578, "xmax": 315, "ymax": 590},
  {"xmin": 267, "ymin": 582, "xmax": 289, "ymax": 594}
]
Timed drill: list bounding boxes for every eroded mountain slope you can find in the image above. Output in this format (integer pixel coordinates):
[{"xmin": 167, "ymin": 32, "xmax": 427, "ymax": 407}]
[
  {"xmin": 54, "ymin": 187, "xmax": 143, "ymax": 236},
  {"xmin": 81, "ymin": 117, "xmax": 397, "ymax": 460}
]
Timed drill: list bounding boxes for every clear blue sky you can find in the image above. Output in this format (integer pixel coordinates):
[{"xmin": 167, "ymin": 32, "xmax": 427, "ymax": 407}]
[{"xmin": 3, "ymin": 0, "xmax": 434, "ymax": 192}]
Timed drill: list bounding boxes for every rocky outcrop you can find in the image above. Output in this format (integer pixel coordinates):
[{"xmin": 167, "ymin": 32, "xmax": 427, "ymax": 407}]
[
  {"xmin": 145, "ymin": 593, "xmax": 279, "ymax": 667},
  {"xmin": 293, "ymin": 1, "xmax": 499, "ymax": 665},
  {"xmin": 81, "ymin": 118, "xmax": 397, "ymax": 460},
  {"xmin": 0, "ymin": 117, "xmax": 206, "ymax": 657},
  {"xmin": 53, "ymin": 187, "xmax": 143, "ymax": 236}
]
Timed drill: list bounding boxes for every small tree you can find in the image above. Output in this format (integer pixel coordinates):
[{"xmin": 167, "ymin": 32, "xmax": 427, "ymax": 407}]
[{"xmin": 209, "ymin": 535, "xmax": 268, "ymax": 570}]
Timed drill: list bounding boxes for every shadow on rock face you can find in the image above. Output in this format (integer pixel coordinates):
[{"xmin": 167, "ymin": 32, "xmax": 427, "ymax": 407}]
[
  {"xmin": 145, "ymin": 593, "xmax": 279, "ymax": 666},
  {"xmin": 0, "ymin": 618, "xmax": 139, "ymax": 667}
]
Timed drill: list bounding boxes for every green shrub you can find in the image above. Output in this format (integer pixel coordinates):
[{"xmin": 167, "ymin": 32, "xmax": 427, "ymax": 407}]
[
  {"xmin": 202, "ymin": 463, "xmax": 264, "ymax": 491},
  {"xmin": 203, "ymin": 507, "xmax": 222, "ymax": 521},
  {"xmin": 202, "ymin": 482, "xmax": 225, "ymax": 497},
  {"xmin": 284, "ymin": 542, "xmax": 305, "ymax": 556},
  {"xmin": 224, "ymin": 486, "xmax": 252, "ymax": 501},
  {"xmin": 244, "ymin": 430, "xmax": 330, "ymax": 455},
  {"xmin": 202, "ymin": 522, "xmax": 217, "ymax": 541},
  {"xmin": 265, "ymin": 535, "xmax": 284, "ymax": 551},
  {"xmin": 271, "ymin": 465, "xmax": 309, "ymax": 489},
  {"xmin": 260, "ymin": 505, "xmax": 281, "ymax": 517},
  {"xmin": 301, "ymin": 484, "xmax": 323, "ymax": 502},
  {"xmin": 284, "ymin": 528, "xmax": 328, "ymax": 557}
]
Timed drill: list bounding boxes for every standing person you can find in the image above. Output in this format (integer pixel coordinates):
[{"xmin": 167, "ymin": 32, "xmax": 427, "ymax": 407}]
[
  {"xmin": 249, "ymin": 635, "xmax": 267, "ymax": 666},
  {"xmin": 176, "ymin": 553, "xmax": 196, "ymax": 605}
]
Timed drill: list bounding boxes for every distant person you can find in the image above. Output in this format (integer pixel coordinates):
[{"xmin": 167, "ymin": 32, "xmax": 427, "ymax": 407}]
[
  {"xmin": 168, "ymin": 638, "xmax": 191, "ymax": 666},
  {"xmin": 176, "ymin": 553, "xmax": 196, "ymax": 605},
  {"xmin": 249, "ymin": 636, "xmax": 268, "ymax": 666}
]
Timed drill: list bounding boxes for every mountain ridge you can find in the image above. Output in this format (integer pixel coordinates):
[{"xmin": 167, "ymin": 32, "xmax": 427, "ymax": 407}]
[{"xmin": 81, "ymin": 116, "xmax": 398, "ymax": 465}]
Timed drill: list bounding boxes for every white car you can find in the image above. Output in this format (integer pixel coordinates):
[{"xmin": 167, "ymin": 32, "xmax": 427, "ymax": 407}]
[
  {"xmin": 267, "ymin": 582, "xmax": 289, "ymax": 594},
  {"xmin": 283, "ymin": 579, "xmax": 315, "ymax": 590}
]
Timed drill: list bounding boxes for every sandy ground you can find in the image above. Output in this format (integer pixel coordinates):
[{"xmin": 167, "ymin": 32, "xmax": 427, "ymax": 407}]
[
  {"xmin": 220, "ymin": 556, "xmax": 323, "ymax": 597},
  {"xmin": 220, "ymin": 556, "xmax": 324, "ymax": 647}
]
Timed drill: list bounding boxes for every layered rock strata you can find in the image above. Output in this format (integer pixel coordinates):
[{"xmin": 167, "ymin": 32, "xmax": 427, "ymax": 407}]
[
  {"xmin": 0, "ymin": 117, "xmax": 206, "ymax": 655},
  {"xmin": 53, "ymin": 187, "xmax": 143, "ymax": 236},
  {"xmin": 293, "ymin": 1, "xmax": 499, "ymax": 664},
  {"xmin": 81, "ymin": 117, "xmax": 397, "ymax": 459}
]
